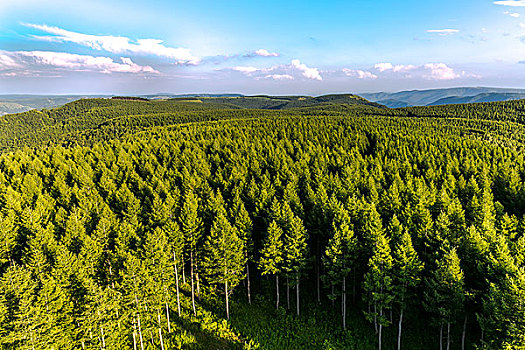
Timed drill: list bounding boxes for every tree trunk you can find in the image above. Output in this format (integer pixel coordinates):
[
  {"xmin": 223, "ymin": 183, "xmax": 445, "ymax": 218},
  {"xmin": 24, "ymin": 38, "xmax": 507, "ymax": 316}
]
[
  {"xmin": 138, "ymin": 314, "xmax": 144, "ymax": 350},
  {"xmin": 225, "ymin": 280, "xmax": 230, "ymax": 320},
  {"xmin": 378, "ymin": 307, "xmax": 383, "ymax": 350},
  {"xmin": 286, "ymin": 277, "xmax": 290, "ymax": 310},
  {"xmin": 439, "ymin": 324, "xmax": 443, "ymax": 350},
  {"xmin": 174, "ymin": 256, "xmax": 181, "ymax": 317},
  {"xmin": 100, "ymin": 326, "xmax": 105, "ymax": 349},
  {"xmin": 246, "ymin": 261, "xmax": 252, "ymax": 304},
  {"xmin": 165, "ymin": 302, "xmax": 171, "ymax": 333},
  {"xmin": 447, "ymin": 322, "xmax": 450, "ymax": 350},
  {"xmin": 132, "ymin": 317, "xmax": 137, "ymax": 350},
  {"xmin": 190, "ymin": 250, "xmax": 196, "ymax": 315},
  {"xmin": 276, "ymin": 274, "xmax": 280, "ymax": 309},
  {"xmin": 296, "ymin": 274, "xmax": 300, "ymax": 316},
  {"xmin": 342, "ymin": 275, "xmax": 346, "ymax": 330},
  {"xmin": 196, "ymin": 259, "xmax": 201, "ymax": 299},
  {"xmin": 462, "ymin": 314, "xmax": 467, "ymax": 350},
  {"xmin": 397, "ymin": 308, "xmax": 403, "ymax": 350},
  {"xmin": 182, "ymin": 255, "xmax": 186, "ymax": 284},
  {"xmin": 158, "ymin": 310, "xmax": 165, "ymax": 350}
]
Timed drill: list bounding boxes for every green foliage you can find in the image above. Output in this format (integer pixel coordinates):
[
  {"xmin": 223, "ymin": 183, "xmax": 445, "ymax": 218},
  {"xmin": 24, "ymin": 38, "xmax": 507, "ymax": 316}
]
[{"xmin": 0, "ymin": 98, "xmax": 524, "ymax": 348}]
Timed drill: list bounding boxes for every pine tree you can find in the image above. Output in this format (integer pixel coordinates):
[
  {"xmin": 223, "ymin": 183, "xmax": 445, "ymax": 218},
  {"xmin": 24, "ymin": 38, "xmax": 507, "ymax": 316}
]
[
  {"xmin": 202, "ymin": 212, "xmax": 246, "ymax": 319},
  {"xmin": 282, "ymin": 202, "xmax": 309, "ymax": 316},
  {"xmin": 259, "ymin": 220, "xmax": 284, "ymax": 309},
  {"xmin": 230, "ymin": 194, "xmax": 253, "ymax": 304},
  {"xmin": 323, "ymin": 199, "xmax": 357, "ymax": 329},
  {"xmin": 424, "ymin": 248, "xmax": 465, "ymax": 350},
  {"xmin": 363, "ymin": 232, "xmax": 394, "ymax": 350},
  {"xmin": 180, "ymin": 189, "xmax": 202, "ymax": 316},
  {"xmin": 391, "ymin": 218, "xmax": 424, "ymax": 350}
]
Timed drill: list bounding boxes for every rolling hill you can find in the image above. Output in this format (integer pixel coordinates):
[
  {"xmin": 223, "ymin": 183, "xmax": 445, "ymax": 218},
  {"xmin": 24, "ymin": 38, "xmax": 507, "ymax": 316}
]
[{"xmin": 360, "ymin": 87, "xmax": 525, "ymax": 107}]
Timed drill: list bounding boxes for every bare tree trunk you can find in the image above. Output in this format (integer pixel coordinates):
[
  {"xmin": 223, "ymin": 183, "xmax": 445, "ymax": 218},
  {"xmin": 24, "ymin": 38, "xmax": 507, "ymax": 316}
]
[
  {"xmin": 133, "ymin": 317, "xmax": 137, "ymax": 350},
  {"xmin": 246, "ymin": 261, "xmax": 252, "ymax": 304},
  {"xmin": 397, "ymin": 308, "xmax": 404, "ymax": 350},
  {"xmin": 296, "ymin": 274, "xmax": 300, "ymax": 316},
  {"xmin": 100, "ymin": 326, "xmax": 105, "ymax": 349},
  {"xmin": 286, "ymin": 276, "xmax": 290, "ymax": 310},
  {"xmin": 225, "ymin": 280, "xmax": 230, "ymax": 320},
  {"xmin": 447, "ymin": 322, "xmax": 451, "ymax": 350},
  {"xmin": 138, "ymin": 315, "xmax": 144, "ymax": 350},
  {"xmin": 190, "ymin": 250, "xmax": 196, "ymax": 315},
  {"xmin": 276, "ymin": 274, "xmax": 280, "ymax": 309},
  {"xmin": 342, "ymin": 275, "xmax": 346, "ymax": 330},
  {"xmin": 462, "ymin": 314, "xmax": 467, "ymax": 350},
  {"xmin": 158, "ymin": 310, "xmax": 165, "ymax": 350},
  {"xmin": 195, "ymin": 254, "xmax": 201, "ymax": 299},
  {"xmin": 165, "ymin": 301, "xmax": 171, "ymax": 333},
  {"xmin": 174, "ymin": 255, "xmax": 181, "ymax": 317},
  {"xmin": 182, "ymin": 255, "xmax": 186, "ymax": 284},
  {"xmin": 378, "ymin": 307, "xmax": 383, "ymax": 350},
  {"xmin": 440, "ymin": 324, "xmax": 443, "ymax": 350}
]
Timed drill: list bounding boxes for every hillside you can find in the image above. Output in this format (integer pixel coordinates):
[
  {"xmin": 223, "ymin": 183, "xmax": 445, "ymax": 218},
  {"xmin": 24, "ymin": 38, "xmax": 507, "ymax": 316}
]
[
  {"xmin": 361, "ymin": 87, "xmax": 525, "ymax": 107},
  {"xmin": 1, "ymin": 99, "xmax": 525, "ymax": 349}
]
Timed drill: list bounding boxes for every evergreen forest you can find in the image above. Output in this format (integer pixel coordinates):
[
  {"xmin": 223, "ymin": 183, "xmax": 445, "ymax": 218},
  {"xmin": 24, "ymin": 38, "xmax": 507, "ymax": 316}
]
[{"xmin": 1, "ymin": 96, "xmax": 525, "ymax": 349}]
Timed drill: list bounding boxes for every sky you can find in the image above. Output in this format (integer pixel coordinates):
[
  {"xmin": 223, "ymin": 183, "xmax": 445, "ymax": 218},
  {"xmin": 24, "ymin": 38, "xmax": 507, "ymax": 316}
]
[{"xmin": 0, "ymin": 0, "xmax": 525, "ymax": 95}]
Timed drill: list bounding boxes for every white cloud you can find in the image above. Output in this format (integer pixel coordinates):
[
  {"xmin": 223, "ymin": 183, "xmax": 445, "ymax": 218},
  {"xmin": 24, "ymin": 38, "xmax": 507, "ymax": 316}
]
[
  {"xmin": 291, "ymin": 59, "xmax": 322, "ymax": 80},
  {"xmin": 520, "ymin": 22, "xmax": 525, "ymax": 28},
  {"xmin": 504, "ymin": 11, "xmax": 521, "ymax": 17},
  {"xmin": 254, "ymin": 49, "xmax": 279, "ymax": 57},
  {"xmin": 23, "ymin": 23, "xmax": 199, "ymax": 65},
  {"xmin": 423, "ymin": 63, "xmax": 459, "ymax": 80},
  {"xmin": 495, "ymin": 0, "xmax": 525, "ymax": 6},
  {"xmin": 373, "ymin": 62, "xmax": 470, "ymax": 80},
  {"xmin": 374, "ymin": 63, "xmax": 417, "ymax": 73},
  {"xmin": 374, "ymin": 62, "xmax": 393, "ymax": 72},
  {"xmin": 342, "ymin": 68, "xmax": 377, "ymax": 79},
  {"xmin": 3, "ymin": 50, "xmax": 158, "ymax": 74},
  {"xmin": 0, "ymin": 53, "xmax": 21, "ymax": 69},
  {"xmin": 265, "ymin": 74, "xmax": 293, "ymax": 80},
  {"xmin": 427, "ymin": 29, "xmax": 460, "ymax": 35},
  {"xmin": 232, "ymin": 66, "xmax": 260, "ymax": 74}
]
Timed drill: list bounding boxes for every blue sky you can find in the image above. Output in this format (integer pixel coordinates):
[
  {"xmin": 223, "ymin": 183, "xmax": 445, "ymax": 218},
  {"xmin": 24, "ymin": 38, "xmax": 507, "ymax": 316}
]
[{"xmin": 1, "ymin": 0, "xmax": 524, "ymax": 94}]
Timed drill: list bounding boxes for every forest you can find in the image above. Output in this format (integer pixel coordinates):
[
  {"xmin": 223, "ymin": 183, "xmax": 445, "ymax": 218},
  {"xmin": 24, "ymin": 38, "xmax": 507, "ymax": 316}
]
[{"xmin": 0, "ymin": 97, "xmax": 525, "ymax": 349}]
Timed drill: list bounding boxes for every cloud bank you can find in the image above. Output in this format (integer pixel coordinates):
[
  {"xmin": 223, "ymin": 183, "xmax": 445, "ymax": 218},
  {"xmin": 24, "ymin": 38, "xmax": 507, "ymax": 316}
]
[
  {"xmin": 494, "ymin": 0, "xmax": 525, "ymax": 6},
  {"xmin": 24, "ymin": 23, "xmax": 199, "ymax": 65},
  {"xmin": 0, "ymin": 50, "xmax": 158, "ymax": 75}
]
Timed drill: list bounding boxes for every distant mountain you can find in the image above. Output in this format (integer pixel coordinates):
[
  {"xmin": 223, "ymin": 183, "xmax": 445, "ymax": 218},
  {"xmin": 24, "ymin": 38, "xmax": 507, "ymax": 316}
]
[
  {"xmin": 182, "ymin": 94, "xmax": 384, "ymax": 109},
  {"xmin": 0, "ymin": 95, "xmax": 108, "ymax": 115},
  {"xmin": 428, "ymin": 92, "xmax": 525, "ymax": 106},
  {"xmin": 360, "ymin": 87, "xmax": 525, "ymax": 107},
  {"xmin": 0, "ymin": 93, "xmax": 247, "ymax": 115}
]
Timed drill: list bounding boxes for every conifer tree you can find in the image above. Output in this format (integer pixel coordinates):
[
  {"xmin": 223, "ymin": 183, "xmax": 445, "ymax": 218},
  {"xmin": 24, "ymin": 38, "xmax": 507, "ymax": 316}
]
[
  {"xmin": 259, "ymin": 220, "xmax": 284, "ymax": 309},
  {"xmin": 424, "ymin": 248, "xmax": 465, "ymax": 350},
  {"xmin": 230, "ymin": 193, "xmax": 253, "ymax": 304},
  {"xmin": 282, "ymin": 202, "xmax": 309, "ymax": 316},
  {"xmin": 363, "ymin": 232, "xmax": 393, "ymax": 350},
  {"xmin": 180, "ymin": 189, "xmax": 202, "ymax": 316},
  {"xmin": 391, "ymin": 218, "xmax": 423, "ymax": 350},
  {"xmin": 202, "ymin": 212, "xmax": 246, "ymax": 319},
  {"xmin": 323, "ymin": 199, "xmax": 357, "ymax": 329}
]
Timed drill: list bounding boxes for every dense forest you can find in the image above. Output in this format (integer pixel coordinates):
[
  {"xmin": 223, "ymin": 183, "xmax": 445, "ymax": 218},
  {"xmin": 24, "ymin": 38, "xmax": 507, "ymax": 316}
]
[{"xmin": 1, "ymin": 97, "xmax": 525, "ymax": 349}]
